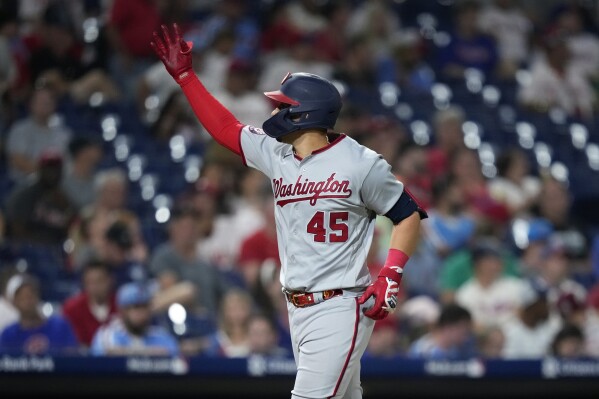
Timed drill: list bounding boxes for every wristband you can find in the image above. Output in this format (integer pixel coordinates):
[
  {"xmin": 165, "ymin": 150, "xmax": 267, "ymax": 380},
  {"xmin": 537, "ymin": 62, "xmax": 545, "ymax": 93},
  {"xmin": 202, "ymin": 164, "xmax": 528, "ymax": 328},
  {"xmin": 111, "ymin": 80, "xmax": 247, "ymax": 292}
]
[
  {"xmin": 379, "ymin": 249, "xmax": 409, "ymax": 282},
  {"xmin": 385, "ymin": 249, "xmax": 409, "ymax": 268}
]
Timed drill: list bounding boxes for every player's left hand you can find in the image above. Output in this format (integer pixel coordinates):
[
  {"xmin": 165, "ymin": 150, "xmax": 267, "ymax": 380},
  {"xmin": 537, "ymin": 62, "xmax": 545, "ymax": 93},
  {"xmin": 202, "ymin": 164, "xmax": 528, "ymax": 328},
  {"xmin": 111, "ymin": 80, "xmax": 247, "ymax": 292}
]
[{"xmin": 358, "ymin": 276, "xmax": 399, "ymax": 320}]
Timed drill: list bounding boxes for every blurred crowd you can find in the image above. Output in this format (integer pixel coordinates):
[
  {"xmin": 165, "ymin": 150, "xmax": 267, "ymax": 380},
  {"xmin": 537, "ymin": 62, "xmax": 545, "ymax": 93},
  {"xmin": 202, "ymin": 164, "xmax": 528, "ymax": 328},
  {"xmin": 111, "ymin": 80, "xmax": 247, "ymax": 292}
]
[{"xmin": 0, "ymin": 0, "xmax": 599, "ymax": 361}]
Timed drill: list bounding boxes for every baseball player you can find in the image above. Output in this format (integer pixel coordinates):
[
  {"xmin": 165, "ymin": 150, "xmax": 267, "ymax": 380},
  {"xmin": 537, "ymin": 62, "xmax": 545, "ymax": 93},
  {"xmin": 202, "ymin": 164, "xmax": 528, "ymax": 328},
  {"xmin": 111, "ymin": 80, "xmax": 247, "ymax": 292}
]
[{"xmin": 152, "ymin": 24, "xmax": 427, "ymax": 399}]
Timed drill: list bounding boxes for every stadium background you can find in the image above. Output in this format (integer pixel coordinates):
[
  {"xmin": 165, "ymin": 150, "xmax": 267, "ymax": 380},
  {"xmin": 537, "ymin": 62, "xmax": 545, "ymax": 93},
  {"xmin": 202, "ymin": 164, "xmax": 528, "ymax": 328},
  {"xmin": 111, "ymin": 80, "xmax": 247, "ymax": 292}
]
[{"xmin": 1, "ymin": 0, "xmax": 599, "ymax": 397}]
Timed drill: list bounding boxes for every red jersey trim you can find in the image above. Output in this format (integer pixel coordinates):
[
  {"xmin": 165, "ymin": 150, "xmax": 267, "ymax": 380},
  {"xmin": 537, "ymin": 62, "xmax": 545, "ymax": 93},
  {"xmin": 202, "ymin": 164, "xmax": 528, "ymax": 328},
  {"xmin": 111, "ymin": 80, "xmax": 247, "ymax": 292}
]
[
  {"xmin": 239, "ymin": 125, "xmax": 248, "ymax": 167},
  {"xmin": 293, "ymin": 133, "xmax": 346, "ymax": 161},
  {"xmin": 328, "ymin": 297, "xmax": 359, "ymax": 399}
]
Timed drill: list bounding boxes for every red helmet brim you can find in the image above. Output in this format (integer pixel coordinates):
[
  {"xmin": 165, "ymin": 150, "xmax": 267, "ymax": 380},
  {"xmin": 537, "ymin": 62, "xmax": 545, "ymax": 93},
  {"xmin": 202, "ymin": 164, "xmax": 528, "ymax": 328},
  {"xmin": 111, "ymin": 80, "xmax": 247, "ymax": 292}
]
[{"xmin": 263, "ymin": 90, "xmax": 300, "ymax": 106}]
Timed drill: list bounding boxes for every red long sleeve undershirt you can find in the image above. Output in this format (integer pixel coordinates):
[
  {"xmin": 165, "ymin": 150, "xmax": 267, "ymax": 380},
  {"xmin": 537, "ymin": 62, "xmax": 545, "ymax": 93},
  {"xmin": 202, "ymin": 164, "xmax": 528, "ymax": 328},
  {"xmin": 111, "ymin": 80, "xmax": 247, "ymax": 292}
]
[{"xmin": 178, "ymin": 73, "xmax": 244, "ymax": 156}]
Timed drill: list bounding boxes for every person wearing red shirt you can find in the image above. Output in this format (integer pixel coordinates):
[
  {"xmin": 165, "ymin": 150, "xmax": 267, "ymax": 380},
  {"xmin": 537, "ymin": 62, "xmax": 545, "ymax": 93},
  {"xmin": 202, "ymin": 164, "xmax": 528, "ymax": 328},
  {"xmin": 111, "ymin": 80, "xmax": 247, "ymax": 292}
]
[
  {"xmin": 238, "ymin": 197, "xmax": 280, "ymax": 317},
  {"xmin": 106, "ymin": 0, "xmax": 164, "ymax": 99},
  {"xmin": 108, "ymin": 0, "xmax": 163, "ymax": 59},
  {"xmin": 238, "ymin": 197, "xmax": 279, "ymax": 289},
  {"xmin": 62, "ymin": 260, "xmax": 117, "ymax": 347}
]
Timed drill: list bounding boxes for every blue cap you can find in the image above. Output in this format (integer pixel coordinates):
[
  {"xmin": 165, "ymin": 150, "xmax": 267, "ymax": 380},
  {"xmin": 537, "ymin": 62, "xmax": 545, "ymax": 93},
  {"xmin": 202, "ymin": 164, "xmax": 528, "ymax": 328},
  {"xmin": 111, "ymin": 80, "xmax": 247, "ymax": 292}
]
[
  {"xmin": 116, "ymin": 282, "xmax": 151, "ymax": 308},
  {"xmin": 528, "ymin": 218, "xmax": 554, "ymax": 243}
]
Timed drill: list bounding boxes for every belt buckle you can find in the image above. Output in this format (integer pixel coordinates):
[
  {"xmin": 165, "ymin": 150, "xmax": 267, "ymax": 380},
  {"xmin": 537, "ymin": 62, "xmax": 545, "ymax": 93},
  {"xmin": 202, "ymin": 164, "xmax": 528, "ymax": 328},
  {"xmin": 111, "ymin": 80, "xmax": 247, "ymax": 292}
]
[
  {"xmin": 291, "ymin": 293, "xmax": 299, "ymax": 307},
  {"xmin": 290, "ymin": 292, "xmax": 304, "ymax": 307}
]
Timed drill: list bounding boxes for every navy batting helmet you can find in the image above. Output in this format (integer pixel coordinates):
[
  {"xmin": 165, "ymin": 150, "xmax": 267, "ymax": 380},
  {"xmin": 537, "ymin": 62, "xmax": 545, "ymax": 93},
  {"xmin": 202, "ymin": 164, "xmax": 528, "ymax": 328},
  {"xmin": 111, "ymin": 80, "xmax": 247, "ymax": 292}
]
[{"xmin": 262, "ymin": 72, "xmax": 342, "ymax": 139}]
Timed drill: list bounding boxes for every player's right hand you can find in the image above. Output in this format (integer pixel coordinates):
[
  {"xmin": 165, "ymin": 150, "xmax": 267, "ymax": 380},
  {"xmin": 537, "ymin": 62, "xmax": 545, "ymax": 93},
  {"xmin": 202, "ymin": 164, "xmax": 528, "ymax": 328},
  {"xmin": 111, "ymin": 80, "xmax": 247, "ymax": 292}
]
[
  {"xmin": 358, "ymin": 276, "xmax": 399, "ymax": 320},
  {"xmin": 151, "ymin": 23, "xmax": 193, "ymax": 82}
]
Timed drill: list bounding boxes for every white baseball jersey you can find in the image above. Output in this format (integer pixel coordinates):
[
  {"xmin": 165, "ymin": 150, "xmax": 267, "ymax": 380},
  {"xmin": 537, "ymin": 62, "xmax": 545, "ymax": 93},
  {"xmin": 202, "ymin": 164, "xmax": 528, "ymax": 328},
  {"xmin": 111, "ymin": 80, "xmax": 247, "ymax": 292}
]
[{"xmin": 240, "ymin": 125, "xmax": 404, "ymax": 293}]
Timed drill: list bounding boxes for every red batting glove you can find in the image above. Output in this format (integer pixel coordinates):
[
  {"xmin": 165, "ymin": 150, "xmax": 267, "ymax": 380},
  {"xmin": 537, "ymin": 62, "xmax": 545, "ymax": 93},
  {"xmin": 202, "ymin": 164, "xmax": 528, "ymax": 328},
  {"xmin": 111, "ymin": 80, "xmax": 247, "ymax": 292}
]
[
  {"xmin": 150, "ymin": 23, "xmax": 193, "ymax": 83},
  {"xmin": 358, "ymin": 275, "xmax": 400, "ymax": 320},
  {"xmin": 358, "ymin": 249, "xmax": 408, "ymax": 320}
]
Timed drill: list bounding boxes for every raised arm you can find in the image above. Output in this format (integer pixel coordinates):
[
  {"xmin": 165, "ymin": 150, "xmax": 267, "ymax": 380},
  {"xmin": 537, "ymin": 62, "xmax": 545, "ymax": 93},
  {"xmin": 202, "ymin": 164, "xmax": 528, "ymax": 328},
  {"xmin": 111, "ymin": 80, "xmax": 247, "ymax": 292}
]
[{"xmin": 151, "ymin": 23, "xmax": 244, "ymax": 156}]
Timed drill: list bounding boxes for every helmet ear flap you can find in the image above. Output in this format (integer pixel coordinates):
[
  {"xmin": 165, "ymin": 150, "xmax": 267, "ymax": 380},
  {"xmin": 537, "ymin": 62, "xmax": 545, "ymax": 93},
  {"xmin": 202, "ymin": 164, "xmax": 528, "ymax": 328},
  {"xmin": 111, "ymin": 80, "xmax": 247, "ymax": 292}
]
[{"xmin": 262, "ymin": 108, "xmax": 299, "ymax": 139}]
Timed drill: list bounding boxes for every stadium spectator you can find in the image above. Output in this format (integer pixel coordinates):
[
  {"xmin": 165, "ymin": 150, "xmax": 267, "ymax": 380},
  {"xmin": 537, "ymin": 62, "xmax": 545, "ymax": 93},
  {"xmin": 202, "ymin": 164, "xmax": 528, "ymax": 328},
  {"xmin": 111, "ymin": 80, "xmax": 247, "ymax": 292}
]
[
  {"xmin": 553, "ymin": 7, "xmax": 599, "ymax": 82},
  {"xmin": 364, "ymin": 317, "xmax": 401, "ymax": 359},
  {"xmin": 149, "ymin": 205, "xmax": 227, "ymax": 317},
  {"xmin": 437, "ymin": 0, "xmax": 498, "ymax": 81},
  {"xmin": 455, "ymin": 240, "xmax": 529, "ymax": 329},
  {"xmin": 259, "ymin": 33, "xmax": 333, "ymax": 97},
  {"xmin": 149, "ymin": 90, "xmax": 204, "ymax": 142},
  {"xmin": 583, "ymin": 284, "xmax": 599, "ymax": 356},
  {"xmin": 0, "ymin": 5, "xmax": 17, "ymax": 134},
  {"xmin": 555, "ymin": 291, "xmax": 587, "ymax": 328},
  {"xmin": 332, "ymin": 34, "xmax": 377, "ymax": 90},
  {"xmin": 501, "ymin": 287, "xmax": 562, "ymax": 358},
  {"xmin": 426, "ymin": 106, "xmax": 467, "ymax": 181},
  {"xmin": 0, "ymin": 273, "xmax": 79, "ymax": 354},
  {"xmin": 358, "ymin": 115, "xmax": 408, "ymax": 169},
  {"xmin": 87, "ymin": 168, "xmax": 130, "ymax": 216},
  {"xmin": 198, "ymin": 0, "xmax": 259, "ymax": 62},
  {"xmin": 450, "ymin": 148, "xmax": 510, "ymax": 229},
  {"xmin": 195, "ymin": 167, "xmax": 266, "ymax": 270},
  {"xmin": 440, "ymin": 237, "xmax": 520, "ymax": 304},
  {"xmin": 5, "ymin": 86, "xmax": 71, "ymax": 182},
  {"xmin": 5, "ymin": 151, "xmax": 77, "ymax": 246},
  {"xmin": 406, "ymin": 176, "xmax": 476, "ymax": 298},
  {"xmin": 477, "ymin": 0, "xmax": 533, "ymax": 79},
  {"xmin": 551, "ymin": 324, "xmax": 586, "ymax": 358},
  {"xmin": 261, "ymin": 261, "xmax": 292, "ymax": 352},
  {"xmin": 527, "ymin": 235, "xmax": 587, "ymax": 320},
  {"xmin": 214, "ymin": 59, "xmax": 271, "ymax": 129},
  {"xmin": 0, "ymin": 270, "xmax": 18, "ymax": 334},
  {"xmin": 27, "ymin": 1, "xmax": 119, "ymax": 104},
  {"xmin": 62, "ymin": 137, "xmax": 104, "ymax": 210},
  {"xmin": 90, "ymin": 282, "xmax": 179, "ymax": 356},
  {"xmin": 534, "ymin": 177, "xmax": 590, "ymax": 263},
  {"xmin": 247, "ymin": 313, "xmax": 289, "ymax": 357},
  {"xmin": 376, "ymin": 29, "xmax": 435, "ymax": 94},
  {"xmin": 193, "ymin": 26, "xmax": 237, "ymax": 97},
  {"xmin": 518, "ymin": 29, "xmax": 596, "ymax": 120},
  {"xmin": 488, "ymin": 148, "xmax": 542, "ymax": 217},
  {"xmin": 62, "ymin": 260, "xmax": 117, "ymax": 347},
  {"xmin": 105, "ymin": 0, "xmax": 163, "ymax": 98},
  {"xmin": 0, "ymin": 5, "xmax": 16, "ymax": 99},
  {"xmin": 278, "ymin": 0, "xmax": 328, "ymax": 36},
  {"xmin": 393, "ymin": 143, "xmax": 432, "ymax": 211},
  {"xmin": 476, "ymin": 325, "xmax": 506, "ymax": 358},
  {"xmin": 71, "ymin": 168, "xmax": 148, "ymax": 269},
  {"xmin": 518, "ymin": 218, "xmax": 556, "ymax": 277},
  {"xmin": 204, "ymin": 289, "xmax": 253, "ymax": 358},
  {"xmin": 97, "ymin": 220, "xmax": 148, "ymax": 287},
  {"xmin": 346, "ymin": 0, "xmax": 402, "ymax": 58},
  {"xmin": 407, "ymin": 303, "xmax": 474, "ymax": 359},
  {"xmin": 238, "ymin": 197, "xmax": 279, "ymax": 295},
  {"xmin": 311, "ymin": 1, "xmax": 351, "ymax": 63},
  {"xmin": 399, "ymin": 295, "xmax": 441, "ymax": 345}
]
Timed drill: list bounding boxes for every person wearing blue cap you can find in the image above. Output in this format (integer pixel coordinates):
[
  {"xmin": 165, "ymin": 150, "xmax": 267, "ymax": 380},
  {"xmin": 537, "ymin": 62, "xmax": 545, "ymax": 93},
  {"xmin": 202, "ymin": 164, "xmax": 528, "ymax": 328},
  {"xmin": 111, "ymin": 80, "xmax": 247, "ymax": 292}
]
[
  {"xmin": 0, "ymin": 273, "xmax": 79, "ymax": 355},
  {"xmin": 90, "ymin": 282, "xmax": 179, "ymax": 356},
  {"xmin": 518, "ymin": 218, "xmax": 554, "ymax": 274}
]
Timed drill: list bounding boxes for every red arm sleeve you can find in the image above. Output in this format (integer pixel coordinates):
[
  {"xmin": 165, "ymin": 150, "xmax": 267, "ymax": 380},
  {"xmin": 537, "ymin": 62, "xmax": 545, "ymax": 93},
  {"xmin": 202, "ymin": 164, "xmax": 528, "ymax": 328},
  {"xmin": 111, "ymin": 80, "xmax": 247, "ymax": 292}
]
[{"xmin": 178, "ymin": 73, "xmax": 244, "ymax": 156}]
